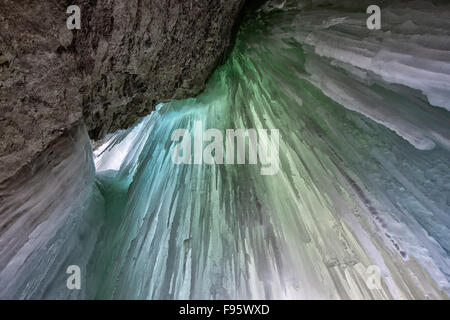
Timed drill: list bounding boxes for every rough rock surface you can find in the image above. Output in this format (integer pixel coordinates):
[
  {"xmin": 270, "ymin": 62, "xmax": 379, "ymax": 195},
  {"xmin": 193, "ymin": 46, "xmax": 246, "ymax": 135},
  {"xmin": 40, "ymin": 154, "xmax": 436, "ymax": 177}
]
[
  {"xmin": 0, "ymin": 1, "xmax": 83, "ymax": 184},
  {"xmin": 0, "ymin": 0, "xmax": 246, "ymax": 183},
  {"xmin": 77, "ymin": 0, "xmax": 246, "ymax": 138}
]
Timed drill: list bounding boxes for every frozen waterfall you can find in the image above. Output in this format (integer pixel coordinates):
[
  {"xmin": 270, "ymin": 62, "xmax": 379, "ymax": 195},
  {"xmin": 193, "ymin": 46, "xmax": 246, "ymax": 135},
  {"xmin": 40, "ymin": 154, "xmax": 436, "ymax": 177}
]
[{"xmin": 1, "ymin": 1, "xmax": 449, "ymax": 299}]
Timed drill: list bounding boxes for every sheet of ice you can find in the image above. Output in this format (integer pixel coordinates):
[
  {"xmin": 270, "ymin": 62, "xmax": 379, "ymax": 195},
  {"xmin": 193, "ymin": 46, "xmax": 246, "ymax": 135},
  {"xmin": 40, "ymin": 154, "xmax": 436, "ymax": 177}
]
[
  {"xmin": 82, "ymin": 4, "xmax": 450, "ymax": 297},
  {"xmin": 274, "ymin": 2, "xmax": 450, "ymax": 150},
  {"xmin": 0, "ymin": 124, "xmax": 104, "ymax": 299}
]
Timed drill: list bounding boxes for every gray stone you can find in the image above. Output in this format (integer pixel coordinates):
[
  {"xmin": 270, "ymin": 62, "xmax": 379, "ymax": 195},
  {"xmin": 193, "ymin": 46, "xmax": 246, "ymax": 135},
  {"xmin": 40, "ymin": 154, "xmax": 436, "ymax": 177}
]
[{"xmin": 0, "ymin": 0, "xmax": 246, "ymax": 184}]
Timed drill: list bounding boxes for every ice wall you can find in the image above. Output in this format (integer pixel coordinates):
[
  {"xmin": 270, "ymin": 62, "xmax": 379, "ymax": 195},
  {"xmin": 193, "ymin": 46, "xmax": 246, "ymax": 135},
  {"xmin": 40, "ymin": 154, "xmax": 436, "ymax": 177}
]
[
  {"xmin": 84, "ymin": 2, "xmax": 450, "ymax": 298},
  {"xmin": 0, "ymin": 124, "xmax": 104, "ymax": 299},
  {"xmin": 262, "ymin": 0, "xmax": 450, "ymax": 150}
]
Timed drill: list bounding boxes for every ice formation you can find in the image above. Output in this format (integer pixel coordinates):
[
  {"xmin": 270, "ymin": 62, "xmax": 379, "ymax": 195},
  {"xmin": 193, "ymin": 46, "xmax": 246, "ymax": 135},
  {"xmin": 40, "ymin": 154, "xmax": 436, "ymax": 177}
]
[
  {"xmin": 0, "ymin": 125, "xmax": 104, "ymax": 299},
  {"xmin": 1, "ymin": 1, "xmax": 449, "ymax": 299}
]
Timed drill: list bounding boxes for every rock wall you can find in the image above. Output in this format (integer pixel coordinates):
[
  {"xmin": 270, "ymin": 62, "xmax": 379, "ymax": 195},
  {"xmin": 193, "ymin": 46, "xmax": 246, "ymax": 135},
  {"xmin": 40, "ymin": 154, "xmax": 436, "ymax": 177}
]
[{"xmin": 0, "ymin": 0, "xmax": 246, "ymax": 183}]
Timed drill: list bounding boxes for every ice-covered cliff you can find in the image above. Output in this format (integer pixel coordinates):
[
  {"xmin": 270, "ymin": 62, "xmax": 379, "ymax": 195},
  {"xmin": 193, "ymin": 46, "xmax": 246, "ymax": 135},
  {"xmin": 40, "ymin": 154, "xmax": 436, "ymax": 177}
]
[{"xmin": 1, "ymin": 0, "xmax": 449, "ymax": 299}]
